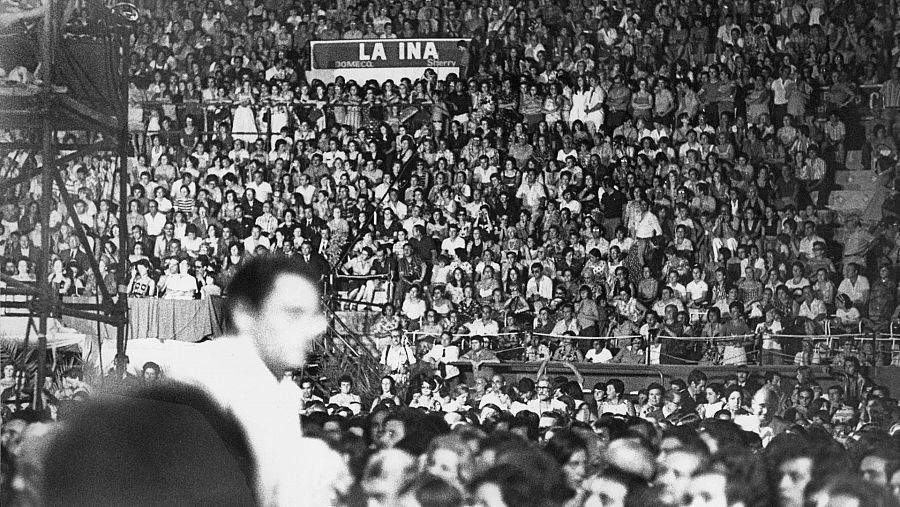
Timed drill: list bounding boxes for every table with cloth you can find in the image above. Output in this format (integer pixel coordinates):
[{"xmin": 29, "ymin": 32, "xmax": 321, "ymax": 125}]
[{"xmin": 61, "ymin": 296, "xmax": 226, "ymax": 343}]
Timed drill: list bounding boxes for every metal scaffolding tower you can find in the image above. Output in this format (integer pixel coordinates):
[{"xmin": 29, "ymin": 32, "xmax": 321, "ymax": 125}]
[{"xmin": 0, "ymin": 0, "xmax": 134, "ymax": 409}]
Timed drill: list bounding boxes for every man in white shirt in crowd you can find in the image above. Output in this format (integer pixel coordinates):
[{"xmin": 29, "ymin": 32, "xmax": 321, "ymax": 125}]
[
  {"xmin": 328, "ymin": 375, "xmax": 362, "ymax": 415},
  {"xmin": 469, "ymin": 305, "xmax": 500, "ymax": 336},
  {"xmin": 771, "ymin": 66, "xmax": 792, "ymax": 125},
  {"xmin": 516, "ymin": 170, "xmax": 548, "ymax": 210},
  {"xmin": 383, "ymin": 188, "xmax": 408, "ymax": 220},
  {"xmin": 473, "ymin": 155, "xmax": 497, "ymax": 184},
  {"xmin": 120, "ymin": 257, "xmax": 345, "ymax": 505},
  {"xmin": 440, "ymin": 224, "xmax": 466, "ymax": 256},
  {"xmin": 632, "ymin": 199, "xmax": 662, "ymax": 240},
  {"xmin": 255, "ymin": 201, "xmax": 279, "ymax": 237},
  {"xmin": 380, "ymin": 331, "xmax": 417, "ymax": 377},
  {"xmin": 478, "ymin": 374, "xmax": 507, "ymax": 408},
  {"xmin": 297, "ymin": 376, "xmax": 324, "ymax": 410},
  {"xmin": 551, "ymin": 303, "xmax": 581, "ymax": 335},
  {"xmin": 837, "ymin": 262, "xmax": 870, "ymax": 306},
  {"xmin": 685, "ymin": 266, "xmax": 709, "ymax": 307},
  {"xmin": 585, "ymin": 225, "xmax": 610, "ymax": 258},
  {"xmin": 798, "ymin": 221, "xmax": 825, "ymax": 259},
  {"xmin": 246, "ymin": 170, "xmax": 273, "ymax": 203},
  {"xmin": 734, "ymin": 388, "xmax": 789, "ymax": 447},
  {"xmin": 243, "ymin": 225, "xmax": 271, "ymax": 253},
  {"xmin": 526, "ymin": 262, "xmax": 554, "ymax": 307},
  {"xmin": 422, "ymin": 332, "xmax": 460, "ymax": 379},
  {"xmin": 585, "ymin": 339, "xmax": 614, "ymax": 363},
  {"xmin": 322, "ymin": 138, "xmax": 347, "ymax": 168},
  {"xmin": 144, "ymin": 199, "xmax": 167, "ymax": 237},
  {"xmin": 526, "ymin": 377, "xmax": 567, "ymax": 415}
]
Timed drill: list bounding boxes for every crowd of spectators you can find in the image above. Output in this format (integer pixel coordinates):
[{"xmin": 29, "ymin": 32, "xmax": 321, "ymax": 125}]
[
  {"xmin": 6, "ymin": 0, "xmax": 900, "ymax": 505},
  {"xmin": 6, "ymin": 0, "xmax": 900, "ymax": 366},
  {"xmin": 5, "ymin": 351, "xmax": 900, "ymax": 507}
]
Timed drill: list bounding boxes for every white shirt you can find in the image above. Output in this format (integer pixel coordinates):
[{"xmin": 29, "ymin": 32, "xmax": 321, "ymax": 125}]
[
  {"xmin": 516, "ymin": 181, "xmax": 547, "ymax": 209},
  {"xmin": 469, "ymin": 319, "xmax": 500, "ymax": 336},
  {"xmin": 109, "ymin": 338, "xmax": 347, "ymax": 506},
  {"xmin": 586, "ymin": 348, "xmax": 613, "ymax": 363},
  {"xmin": 526, "ymin": 275, "xmax": 553, "ymax": 300},
  {"xmin": 633, "ymin": 211, "xmax": 662, "ymax": 239},
  {"xmin": 441, "ymin": 236, "xmax": 466, "ymax": 255},
  {"xmin": 385, "ymin": 200, "xmax": 408, "ymax": 220},
  {"xmin": 322, "ymin": 150, "xmax": 347, "ymax": 168},
  {"xmin": 586, "ymin": 237, "xmax": 610, "ymax": 257},
  {"xmin": 381, "ymin": 342, "xmax": 417, "ymax": 371},
  {"xmin": 526, "ymin": 397, "xmax": 567, "ymax": 415},
  {"xmin": 838, "ymin": 276, "xmax": 870, "ymax": 304},
  {"xmin": 551, "ymin": 318, "xmax": 580, "ymax": 335},
  {"xmin": 685, "ymin": 280, "xmax": 709, "ymax": 302},
  {"xmin": 246, "ymin": 181, "xmax": 273, "ymax": 202},
  {"xmin": 771, "ymin": 77, "xmax": 791, "ymax": 105},
  {"xmin": 243, "ymin": 235, "xmax": 271, "ymax": 252},
  {"xmin": 144, "ymin": 212, "xmax": 167, "ymax": 236},
  {"xmin": 255, "ymin": 213, "xmax": 279, "ymax": 235},
  {"xmin": 798, "ymin": 235, "xmax": 825, "ymax": 258},
  {"xmin": 329, "ymin": 392, "xmax": 362, "ymax": 414},
  {"xmin": 423, "ymin": 344, "xmax": 460, "ymax": 378}
]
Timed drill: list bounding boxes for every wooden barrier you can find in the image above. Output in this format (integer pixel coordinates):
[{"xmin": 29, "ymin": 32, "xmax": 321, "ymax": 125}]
[{"xmin": 450, "ymin": 361, "xmax": 900, "ymax": 396}]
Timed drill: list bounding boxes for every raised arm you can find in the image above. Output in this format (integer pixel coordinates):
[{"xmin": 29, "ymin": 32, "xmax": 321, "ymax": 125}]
[
  {"xmin": 535, "ymin": 357, "xmax": 550, "ymax": 381},
  {"xmin": 561, "ymin": 361, "xmax": 585, "ymax": 387}
]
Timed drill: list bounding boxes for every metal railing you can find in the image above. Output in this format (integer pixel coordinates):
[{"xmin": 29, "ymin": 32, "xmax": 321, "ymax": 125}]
[{"xmin": 132, "ymin": 98, "xmax": 436, "ymax": 145}]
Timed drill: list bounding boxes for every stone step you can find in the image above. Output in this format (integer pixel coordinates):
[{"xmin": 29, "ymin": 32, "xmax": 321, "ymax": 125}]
[
  {"xmin": 834, "ymin": 169, "xmax": 879, "ymax": 191},
  {"xmin": 828, "ymin": 190, "xmax": 872, "ymax": 212}
]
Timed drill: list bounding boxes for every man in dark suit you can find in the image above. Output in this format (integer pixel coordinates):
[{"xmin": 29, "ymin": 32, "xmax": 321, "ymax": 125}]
[
  {"xmin": 59, "ymin": 235, "xmax": 90, "ymax": 273},
  {"xmin": 277, "ymin": 209, "xmax": 299, "ymax": 240},
  {"xmin": 191, "ymin": 205, "xmax": 221, "ymax": 239},
  {"xmin": 296, "ymin": 241, "xmax": 330, "ymax": 285},
  {"xmin": 7, "ymin": 234, "xmax": 42, "ymax": 265},
  {"xmin": 298, "ymin": 206, "xmax": 325, "ymax": 240}
]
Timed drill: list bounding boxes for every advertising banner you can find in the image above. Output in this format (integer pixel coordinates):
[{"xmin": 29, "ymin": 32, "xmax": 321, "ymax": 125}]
[{"xmin": 307, "ymin": 38, "xmax": 469, "ymax": 83}]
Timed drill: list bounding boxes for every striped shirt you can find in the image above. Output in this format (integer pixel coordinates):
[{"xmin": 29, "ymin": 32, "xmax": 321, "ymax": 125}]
[
  {"xmin": 175, "ymin": 197, "xmax": 195, "ymax": 214},
  {"xmin": 882, "ymin": 79, "xmax": 900, "ymax": 108}
]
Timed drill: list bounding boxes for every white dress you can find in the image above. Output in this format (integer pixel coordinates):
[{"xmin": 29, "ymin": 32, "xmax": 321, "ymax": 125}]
[
  {"xmin": 584, "ymin": 87, "xmax": 606, "ymax": 132},
  {"xmin": 270, "ymin": 92, "xmax": 291, "ymax": 134},
  {"xmin": 231, "ymin": 91, "xmax": 259, "ymax": 145},
  {"xmin": 569, "ymin": 89, "xmax": 590, "ymax": 126}
]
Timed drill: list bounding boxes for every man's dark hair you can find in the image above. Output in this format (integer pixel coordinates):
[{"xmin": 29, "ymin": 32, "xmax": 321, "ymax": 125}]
[
  {"xmin": 224, "ymin": 255, "xmax": 318, "ymax": 331},
  {"xmin": 471, "ymin": 448, "xmax": 572, "ymax": 507},
  {"xmin": 42, "ymin": 382, "xmax": 257, "ymax": 507},
  {"xmin": 688, "ymin": 369, "xmax": 708, "ymax": 385},
  {"xmin": 397, "ymin": 473, "xmax": 463, "ymax": 507}
]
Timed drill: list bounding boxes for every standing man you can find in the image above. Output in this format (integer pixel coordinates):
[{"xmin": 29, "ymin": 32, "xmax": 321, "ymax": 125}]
[
  {"xmin": 771, "ymin": 66, "xmax": 792, "ymax": 127},
  {"xmin": 139, "ymin": 256, "xmax": 346, "ymax": 505}
]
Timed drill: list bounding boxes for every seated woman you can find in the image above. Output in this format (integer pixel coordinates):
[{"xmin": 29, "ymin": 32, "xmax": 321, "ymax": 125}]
[
  {"xmin": 430, "ymin": 285, "xmax": 454, "ymax": 317},
  {"xmin": 363, "ymin": 246, "xmax": 392, "ymax": 305},
  {"xmin": 127, "ymin": 259, "xmax": 157, "ymax": 298},
  {"xmin": 408, "ymin": 377, "xmax": 445, "ymax": 411},
  {"xmin": 342, "ymin": 246, "xmax": 375, "ymax": 309},
  {"xmin": 597, "ymin": 378, "xmax": 635, "ymax": 416},
  {"xmin": 401, "ymin": 284, "xmax": 428, "ymax": 328},
  {"xmin": 830, "ymin": 293, "xmax": 861, "ymax": 334},
  {"xmin": 551, "ymin": 333, "xmax": 585, "ymax": 362},
  {"xmin": 418, "ymin": 310, "xmax": 444, "ymax": 342}
]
